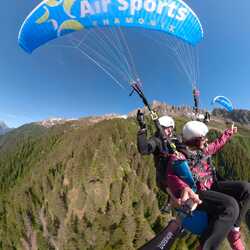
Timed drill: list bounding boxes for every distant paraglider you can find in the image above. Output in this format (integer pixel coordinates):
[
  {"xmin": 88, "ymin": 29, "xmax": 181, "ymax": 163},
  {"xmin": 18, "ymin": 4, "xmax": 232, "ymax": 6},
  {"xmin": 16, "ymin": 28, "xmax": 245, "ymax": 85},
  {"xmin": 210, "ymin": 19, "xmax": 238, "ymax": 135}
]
[{"xmin": 212, "ymin": 95, "xmax": 234, "ymax": 112}]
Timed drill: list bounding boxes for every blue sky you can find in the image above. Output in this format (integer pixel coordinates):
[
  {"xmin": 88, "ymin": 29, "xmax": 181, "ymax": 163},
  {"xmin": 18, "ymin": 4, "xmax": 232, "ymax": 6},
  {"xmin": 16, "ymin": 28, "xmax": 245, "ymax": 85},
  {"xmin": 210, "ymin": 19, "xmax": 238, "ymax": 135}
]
[{"xmin": 1, "ymin": 0, "xmax": 250, "ymax": 128}]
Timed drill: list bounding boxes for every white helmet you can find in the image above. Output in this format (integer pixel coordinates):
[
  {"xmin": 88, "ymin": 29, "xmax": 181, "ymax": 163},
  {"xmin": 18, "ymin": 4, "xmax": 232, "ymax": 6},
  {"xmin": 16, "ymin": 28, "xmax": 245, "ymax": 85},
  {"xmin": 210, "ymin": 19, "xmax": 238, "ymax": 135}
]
[
  {"xmin": 158, "ymin": 116, "xmax": 175, "ymax": 128},
  {"xmin": 182, "ymin": 121, "xmax": 209, "ymax": 142}
]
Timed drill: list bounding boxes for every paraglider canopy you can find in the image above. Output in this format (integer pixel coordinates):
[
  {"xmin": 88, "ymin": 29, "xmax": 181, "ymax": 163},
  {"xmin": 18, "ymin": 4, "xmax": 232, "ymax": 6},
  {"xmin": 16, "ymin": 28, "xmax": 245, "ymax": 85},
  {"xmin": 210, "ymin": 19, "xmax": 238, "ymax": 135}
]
[
  {"xmin": 18, "ymin": 0, "xmax": 204, "ymax": 53},
  {"xmin": 212, "ymin": 96, "xmax": 233, "ymax": 112}
]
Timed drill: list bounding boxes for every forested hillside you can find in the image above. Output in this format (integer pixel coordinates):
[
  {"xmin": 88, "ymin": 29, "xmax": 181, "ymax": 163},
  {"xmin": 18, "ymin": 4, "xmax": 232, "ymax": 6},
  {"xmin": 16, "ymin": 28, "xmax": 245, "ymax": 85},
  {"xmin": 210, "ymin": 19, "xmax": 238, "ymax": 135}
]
[{"xmin": 0, "ymin": 116, "xmax": 249, "ymax": 250}]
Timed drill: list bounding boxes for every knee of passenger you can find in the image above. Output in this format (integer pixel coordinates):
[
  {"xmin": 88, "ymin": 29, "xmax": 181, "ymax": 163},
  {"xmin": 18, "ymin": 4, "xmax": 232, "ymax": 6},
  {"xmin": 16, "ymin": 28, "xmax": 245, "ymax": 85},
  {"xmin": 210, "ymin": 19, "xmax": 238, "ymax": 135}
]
[{"xmin": 225, "ymin": 197, "xmax": 239, "ymax": 221}]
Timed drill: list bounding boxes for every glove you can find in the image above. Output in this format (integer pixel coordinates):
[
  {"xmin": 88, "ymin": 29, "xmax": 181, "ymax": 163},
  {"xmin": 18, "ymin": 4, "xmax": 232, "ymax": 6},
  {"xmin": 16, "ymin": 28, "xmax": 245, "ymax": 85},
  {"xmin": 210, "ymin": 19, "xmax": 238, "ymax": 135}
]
[{"xmin": 137, "ymin": 109, "xmax": 146, "ymax": 129}]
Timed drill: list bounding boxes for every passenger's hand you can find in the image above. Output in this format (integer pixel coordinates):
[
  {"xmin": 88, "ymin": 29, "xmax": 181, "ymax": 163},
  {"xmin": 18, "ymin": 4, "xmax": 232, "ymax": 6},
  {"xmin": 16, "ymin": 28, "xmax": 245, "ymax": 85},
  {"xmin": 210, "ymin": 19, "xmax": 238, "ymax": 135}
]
[
  {"xmin": 166, "ymin": 188, "xmax": 182, "ymax": 208},
  {"xmin": 180, "ymin": 187, "xmax": 202, "ymax": 211},
  {"xmin": 231, "ymin": 122, "xmax": 237, "ymax": 134}
]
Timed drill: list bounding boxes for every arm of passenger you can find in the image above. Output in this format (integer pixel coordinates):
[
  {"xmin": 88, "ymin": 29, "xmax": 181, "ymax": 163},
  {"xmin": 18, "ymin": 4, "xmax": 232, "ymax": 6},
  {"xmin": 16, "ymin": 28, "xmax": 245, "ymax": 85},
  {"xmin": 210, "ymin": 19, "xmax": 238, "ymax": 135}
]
[
  {"xmin": 206, "ymin": 128, "xmax": 234, "ymax": 155},
  {"xmin": 167, "ymin": 174, "xmax": 189, "ymax": 199},
  {"xmin": 167, "ymin": 158, "xmax": 201, "ymax": 208}
]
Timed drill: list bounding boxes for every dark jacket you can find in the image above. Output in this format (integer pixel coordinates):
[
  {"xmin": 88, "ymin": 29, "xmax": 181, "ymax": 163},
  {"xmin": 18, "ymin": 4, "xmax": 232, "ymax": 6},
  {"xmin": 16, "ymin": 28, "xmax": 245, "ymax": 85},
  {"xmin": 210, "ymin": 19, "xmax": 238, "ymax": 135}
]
[{"xmin": 137, "ymin": 128, "xmax": 179, "ymax": 191}]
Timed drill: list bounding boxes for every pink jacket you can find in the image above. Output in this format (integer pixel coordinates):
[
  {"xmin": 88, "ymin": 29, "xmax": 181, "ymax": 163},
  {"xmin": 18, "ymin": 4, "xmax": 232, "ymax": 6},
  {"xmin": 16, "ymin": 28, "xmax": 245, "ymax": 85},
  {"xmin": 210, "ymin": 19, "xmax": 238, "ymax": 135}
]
[{"xmin": 167, "ymin": 129, "xmax": 234, "ymax": 198}]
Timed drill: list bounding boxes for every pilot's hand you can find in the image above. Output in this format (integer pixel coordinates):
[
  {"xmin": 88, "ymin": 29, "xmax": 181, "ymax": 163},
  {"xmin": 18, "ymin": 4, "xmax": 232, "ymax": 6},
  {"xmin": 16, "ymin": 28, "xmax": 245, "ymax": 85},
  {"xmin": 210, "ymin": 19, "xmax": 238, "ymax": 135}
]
[{"xmin": 137, "ymin": 109, "xmax": 146, "ymax": 129}]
